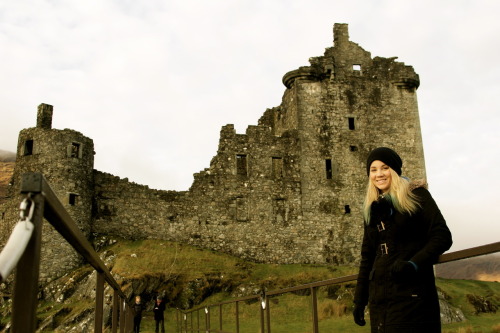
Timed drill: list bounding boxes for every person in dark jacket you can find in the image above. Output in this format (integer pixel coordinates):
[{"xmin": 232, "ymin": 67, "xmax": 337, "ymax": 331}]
[
  {"xmin": 353, "ymin": 147, "xmax": 453, "ymax": 333},
  {"xmin": 133, "ymin": 295, "xmax": 144, "ymax": 333},
  {"xmin": 153, "ymin": 296, "xmax": 166, "ymax": 333}
]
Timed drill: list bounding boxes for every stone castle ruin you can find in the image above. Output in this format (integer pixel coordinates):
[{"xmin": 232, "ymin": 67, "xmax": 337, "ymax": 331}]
[{"xmin": 0, "ymin": 23, "xmax": 426, "ymax": 282}]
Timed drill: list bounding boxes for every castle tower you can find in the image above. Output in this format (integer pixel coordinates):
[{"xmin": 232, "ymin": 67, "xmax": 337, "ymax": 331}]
[
  {"xmin": 277, "ymin": 23, "xmax": 425, "ymax": 263},
  {"xmin": 5, "ymin": 103, "xmax": 95, "ymax": 282}
]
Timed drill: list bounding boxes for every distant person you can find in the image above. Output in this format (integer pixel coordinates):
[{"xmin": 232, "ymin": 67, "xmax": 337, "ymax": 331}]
[
  {"xmin": 153, "ymin": 296, "xmax": 166, "ymax": 333},
  {"xmin": 353, "ymin": 147, "xmax": 452, "ymax": 332},
  {"xmin": 133, "ymin": 295, "xmax": 144, "ymax": 333}
]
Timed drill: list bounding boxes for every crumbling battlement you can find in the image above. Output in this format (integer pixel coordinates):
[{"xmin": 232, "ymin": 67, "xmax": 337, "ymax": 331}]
[
  {"xmin": 1, "ymin": 23, "xmax": 426, "ymax": 282},
  {"xmin": 285, "ymin": 23, "xmax": 419, "ymax": 91}
]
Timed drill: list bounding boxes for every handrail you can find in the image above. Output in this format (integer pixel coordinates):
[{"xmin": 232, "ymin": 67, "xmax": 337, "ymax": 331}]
[
  {"xmin": 19, "ymin": 172, "xmax": 125, "ymax": 293},
  {"xmin": 437, "ymin": 242, "xmax": 500, "ymax": 263},
  {"xmin": 176, "ymin": 241, "xmax": 500, "ymax": 333},
  {"xmin": 0, "ymin": 172, "xmax": 134, "ymax": 333}
]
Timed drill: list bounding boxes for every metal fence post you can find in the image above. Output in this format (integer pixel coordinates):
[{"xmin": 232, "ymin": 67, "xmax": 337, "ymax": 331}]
[
  {"xmin": 12, "ymin": 179, "xmax": 45, "ymax": 333},
  {"xmin": 219, "ymin": 304, "xmax": 223, "ymax": 332},
  {"xmin": 206, "ymin": 306, "xmax": 210, "ymax": 333},
  {"xmin": 175, "ymin": 309, "xmax": 179, "ymax": 332},
  {"xmin": 266, "ymin": 297, "xmax": 271, "ymax": 333},
  {"xmin": 311, "ymin": 287, "xmax": 319, "ymax": 333},
  {"xmin": 120, "ymin": 299, "xmax": 126, "ymax": 333},
  {"xmin": 112, "ymin": 289, "xmax": 119, "ymax": 333},
  {"xmin": 197, "ymin": 308, "xmax": 200, "ymax": 333},
  {"xmin": 95, "ymin": 271, "xmax": 105, "ymax": 333},
  {"xmin": 260, "ymin": 300, "xmax": 265, "ymax": 333},
  {"xmin": 235, "ymin": 301, "xmax": 240, "ymax": 333},
  {"xmin": 126, "ymin": 305, "xmax": 134, "ymax": 333},
  {"xmin": 180, "ymin": 309, "xmax": 184, "ymax": 333}
]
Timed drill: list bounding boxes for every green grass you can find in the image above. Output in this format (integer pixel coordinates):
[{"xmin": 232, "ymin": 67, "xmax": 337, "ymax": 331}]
[
  {"xmin": 436, "ymin": 277, "xmax": 500, "ymax": 333},
  {"xmin": 111, "ymin": 239, "xmax": 358, "ymax": 287},
  {"xmin": 112, "ymin": 240, "xmax": 246, "ymax": 280}
]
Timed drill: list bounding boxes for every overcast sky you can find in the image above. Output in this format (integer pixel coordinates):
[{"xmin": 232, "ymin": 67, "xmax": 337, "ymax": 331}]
[{"xmin": 1, "ymin": 0, "xmax": 499, "ymax": 253}]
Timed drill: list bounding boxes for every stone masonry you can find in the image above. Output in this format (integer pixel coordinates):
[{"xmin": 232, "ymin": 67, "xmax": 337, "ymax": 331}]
[{"xmin": 0, "ymin": 23, "xmax": 426, "ymax": 282}]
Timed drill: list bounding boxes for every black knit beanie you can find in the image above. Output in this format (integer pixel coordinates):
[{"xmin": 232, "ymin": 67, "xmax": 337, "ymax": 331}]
[{"xmin": 366, "ymin": 147, "xmax": 402, "ymax": 176}]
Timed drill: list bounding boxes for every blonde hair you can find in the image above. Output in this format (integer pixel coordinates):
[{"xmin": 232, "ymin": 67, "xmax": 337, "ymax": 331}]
[{"xmin": 363, "ymin": 168, "xmax": 420, "ymax": 223}]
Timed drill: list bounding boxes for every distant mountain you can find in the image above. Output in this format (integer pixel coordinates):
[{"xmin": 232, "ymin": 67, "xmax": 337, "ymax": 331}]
[
  {"xmin": 0, "ymin": 159, "xmax": 15, "ymax": 204},
  {"xmin": 436, "ymin": 253, "xmax": 500, "ymax": 282},
  {"xmin": 0, "ymin": 149, "xmax": 16, "ymax": 162}
]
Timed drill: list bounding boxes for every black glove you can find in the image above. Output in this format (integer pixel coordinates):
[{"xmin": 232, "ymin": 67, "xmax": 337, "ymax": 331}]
[
  {"xmin": 391, "ymin": 260, "xmax": 417, "ymax": 279},
  {"xmin": 353, "ymin": 303, "xmax": 366, "ymax": 326}
]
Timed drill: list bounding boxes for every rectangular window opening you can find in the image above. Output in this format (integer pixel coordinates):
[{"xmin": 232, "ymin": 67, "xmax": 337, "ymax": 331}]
[
  {"xmin": 274, "ymin": 198, "xmax": 288, "ymax": 225},
  {"xmin": 344, "ymin": 205, "xmax": 351, "ymax": 214},
  {"xmin": 236, "ymin": 154, "xmax": 248, "ymax": 176},
  {"xmin": 350, "ymin": 145, "xmax": 358, "ymax": 152},
  {"xmin": 71, "ymin": 142, "xmax": 81, "ymax": 158},
  {"xmin": 353, "ymin": 64, "xmax": 361, "ymax": 72},
  {"xmin": 348, "ymin": 117, "xmax": 355, "ymax": 130},
  {"xmin": 272, "ymin": 157, "xmax": 283, "ymax": 179},
  {"xmin": 69, "ymin": 193, "xmax": 79, "ymax": 206},
  {"xmin": 325, "ymin": 159, "xmax": 333, "ymax": 179},
  {"xmin": 24, "ymin": 140, "xmax": 34, "ymax": 156}
]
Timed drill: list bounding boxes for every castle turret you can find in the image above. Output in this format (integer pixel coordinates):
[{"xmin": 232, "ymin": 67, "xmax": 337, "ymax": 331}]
[
  {"xmin": 276, "ymin": 23, "xmax": 426, "ymax": 263},
  {"xmin": 333, "ymin": 23, "xmax": 349, "ymax": 46},
  {"xmin": 36, "ymin": 103, "xmax": 53, "ymax": 129},
  {"xmin": 6, "ymin": 103, "xmax": 95, "ymax": 282}
]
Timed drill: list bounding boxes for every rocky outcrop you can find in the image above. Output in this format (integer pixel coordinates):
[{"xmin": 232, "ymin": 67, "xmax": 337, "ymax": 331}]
[
  {"xmin": 438, "ymin": 290, "xmax": 466, "ymax": 324},
  {"xmin": 466, "ymin": 294, "xmax": 498, "ymax": 315}
]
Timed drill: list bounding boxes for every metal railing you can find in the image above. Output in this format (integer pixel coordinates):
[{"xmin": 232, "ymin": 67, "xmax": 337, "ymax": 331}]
[
  {"xmin": 0, "ymin": 172, "xmax": 134, "ymax": 333},
  {"xmin": 175, "ymin": 242, "xmax": 500, "ymax": 333}
]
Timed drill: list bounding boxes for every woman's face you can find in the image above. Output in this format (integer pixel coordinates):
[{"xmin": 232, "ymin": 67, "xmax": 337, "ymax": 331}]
[{"xmin": 369, "ymin": 160, "xmax": 392, "ymax": 193}]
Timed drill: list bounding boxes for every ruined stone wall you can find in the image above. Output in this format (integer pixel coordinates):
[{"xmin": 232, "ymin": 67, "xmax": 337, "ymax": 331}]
[
  {"xmin": 92, "ymin": 170, "xmax": 186, "ymax": 239},
  {"xmin": 168, "ymin": 124, "xmax": 306, "ymax": 263},
  {"xmin": 92, "ymin": 123, "xmax": 311, "ymax": 264}
]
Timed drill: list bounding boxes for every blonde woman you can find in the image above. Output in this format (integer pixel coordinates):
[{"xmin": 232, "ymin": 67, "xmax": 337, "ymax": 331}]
[
  {"xmin": 353, "ymin": 147, "xmax": 452, "ymax": 333},
  {"xmin": 133, "ymin": 295, "xmax": 144, "ymax": 333}
]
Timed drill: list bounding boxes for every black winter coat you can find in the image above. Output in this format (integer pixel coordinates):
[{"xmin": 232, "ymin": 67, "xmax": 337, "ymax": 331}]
[
  {"xmin": 354, "ymin": 184, "xmax": 452, "ymax": 333},
  {"xmin": 154, "ymin": 300, "xmax": 166, "ymax": 320},
  {"xmin": 133, "ymin": 302, "xmax": 144, "ymax": 319}
]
